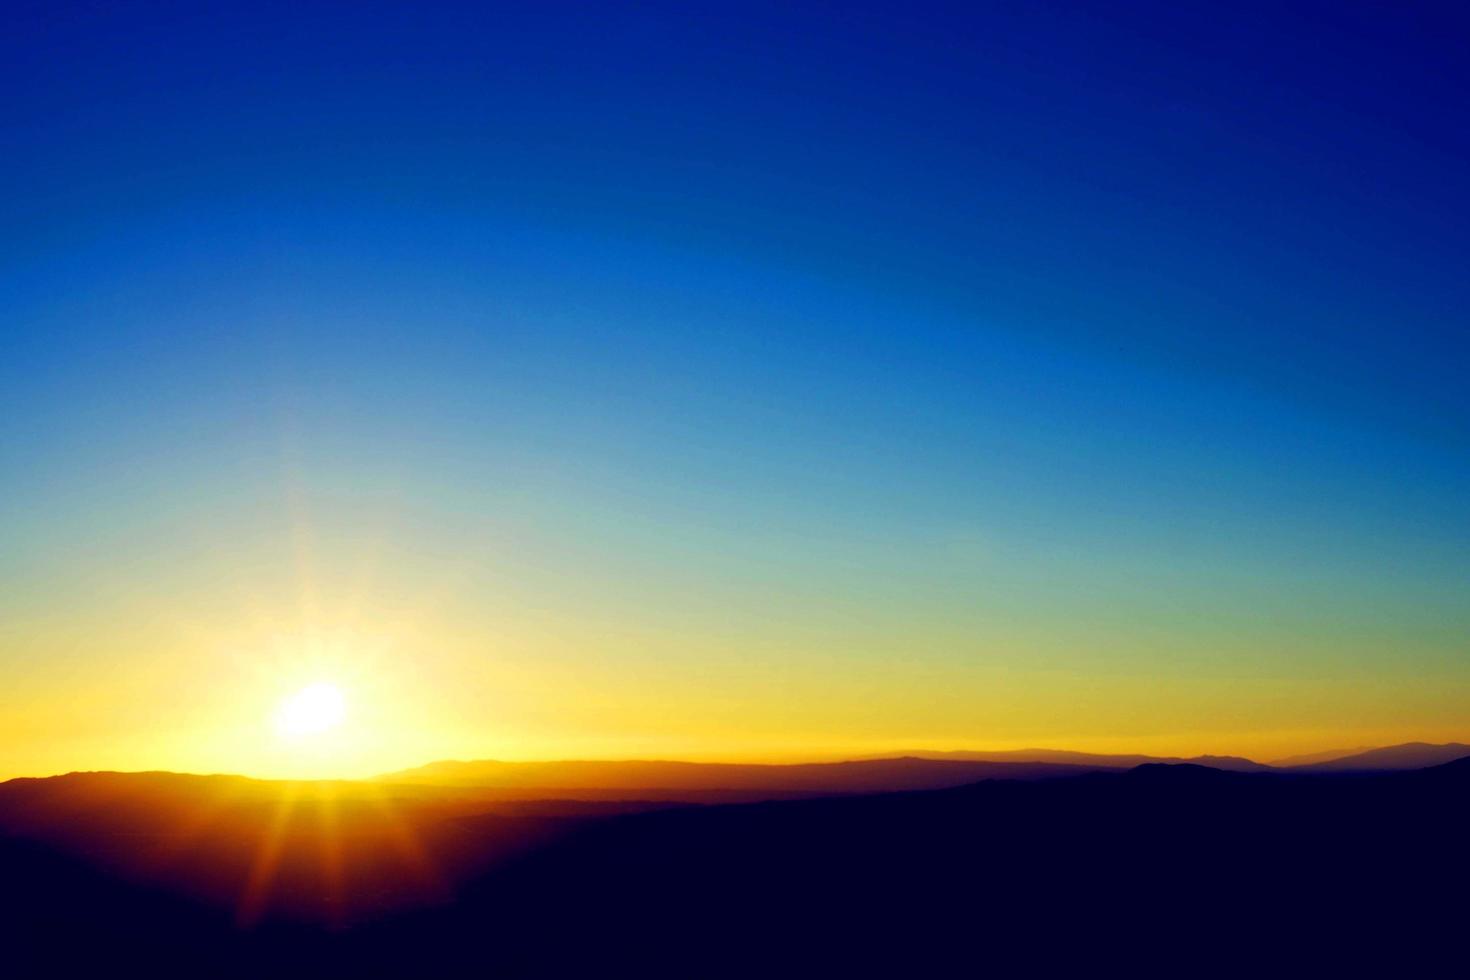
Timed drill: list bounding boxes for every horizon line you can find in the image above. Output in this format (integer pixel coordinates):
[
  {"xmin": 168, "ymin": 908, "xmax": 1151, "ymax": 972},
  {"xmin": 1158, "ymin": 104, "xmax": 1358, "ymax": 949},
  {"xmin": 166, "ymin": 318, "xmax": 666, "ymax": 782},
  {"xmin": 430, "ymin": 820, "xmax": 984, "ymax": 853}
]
[{"xmin": 8, "ymin": 738, "xmax": 1469, "ymax": 784}]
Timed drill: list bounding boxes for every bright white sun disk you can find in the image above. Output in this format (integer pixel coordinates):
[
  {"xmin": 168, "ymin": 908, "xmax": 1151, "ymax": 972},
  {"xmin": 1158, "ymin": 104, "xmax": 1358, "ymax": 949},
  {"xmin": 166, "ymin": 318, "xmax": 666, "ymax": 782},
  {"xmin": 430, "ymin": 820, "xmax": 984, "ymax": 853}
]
[{"xmin": 275, "ymin": 682, "xmax": 346, "ymax": 738}]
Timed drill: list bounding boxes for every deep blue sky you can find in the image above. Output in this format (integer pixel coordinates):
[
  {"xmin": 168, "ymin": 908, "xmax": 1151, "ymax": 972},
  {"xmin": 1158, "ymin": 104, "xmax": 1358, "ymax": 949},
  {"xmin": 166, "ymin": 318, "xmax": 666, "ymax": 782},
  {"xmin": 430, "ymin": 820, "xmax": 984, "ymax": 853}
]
[{"xmin": 3, "ymin": 2, "xmax": 1469, "ymax": 771}]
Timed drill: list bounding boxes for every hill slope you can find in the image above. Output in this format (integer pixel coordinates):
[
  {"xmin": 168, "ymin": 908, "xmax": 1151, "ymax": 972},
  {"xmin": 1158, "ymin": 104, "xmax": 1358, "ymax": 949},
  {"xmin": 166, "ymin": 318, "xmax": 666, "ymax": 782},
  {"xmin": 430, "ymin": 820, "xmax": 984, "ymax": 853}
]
[
  {"xmin": 374, "ymin": 756, "xmax": 1103, "ymax": 797},
  {"xmin": 1269, "ymin": 745, "xmax": 1374, "ymax": 767},
  {"xmin": 1290, "ymin": 741, "xmax": 1470, "ymax": 771},
  {"xmin": 9, "ymin": 761, "xmax": 1467, "ymax": 977},
  {"xmin": 856, "ymin": 747, "xmax": 1273, "ymax": 771}
]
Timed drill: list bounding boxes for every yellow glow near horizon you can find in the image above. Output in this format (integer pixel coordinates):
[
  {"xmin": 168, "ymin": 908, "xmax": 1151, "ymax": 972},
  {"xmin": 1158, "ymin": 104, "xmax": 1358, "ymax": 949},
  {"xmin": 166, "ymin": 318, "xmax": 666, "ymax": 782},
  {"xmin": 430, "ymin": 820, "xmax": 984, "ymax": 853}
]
[
  {"xmin": 4, "ymin": 568, "xmax": 1470, "ymax": 782},
  {"xmin": 274, "ymin": 682, "xmax": 347, "ymax": 740}
]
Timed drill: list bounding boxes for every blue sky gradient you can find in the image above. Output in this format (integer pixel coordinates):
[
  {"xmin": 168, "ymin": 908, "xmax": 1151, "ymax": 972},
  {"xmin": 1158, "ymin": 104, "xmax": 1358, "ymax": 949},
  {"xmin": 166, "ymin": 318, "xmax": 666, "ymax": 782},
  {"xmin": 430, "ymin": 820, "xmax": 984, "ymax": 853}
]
[{"xmin": 3, "ymin": 2, "xmax": 1468, "ymax": 773}]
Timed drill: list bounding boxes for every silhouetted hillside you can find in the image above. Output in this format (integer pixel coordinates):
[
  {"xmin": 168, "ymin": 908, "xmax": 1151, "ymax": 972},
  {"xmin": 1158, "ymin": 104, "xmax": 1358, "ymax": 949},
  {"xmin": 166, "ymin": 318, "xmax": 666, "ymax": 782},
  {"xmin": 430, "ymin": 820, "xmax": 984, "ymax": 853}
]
[
  {"xmin": 858, "ymin": 747, "xmax": 1273, "ymax": 771},
  {"xmin": 1289, "ymin": 741, "xmax": 1470, "ymax": 771},
  {"xmin": 5, "ymin": 761, "xmax": 1468, "ymax": 977},
  {"xmin": 1268, "ymin": 745, "xmax": 1374, "ymax": 767},
  {"xmin": 357, "ymin": 761, "xmax": 1467, "ymax": 977},
  {"xmin": 375, "ymin": 755, "xmax": 1101, "ymax": 796},
  {"xmin": 0, "ymin": 771, "xmax": 660, "ymax": 925}
]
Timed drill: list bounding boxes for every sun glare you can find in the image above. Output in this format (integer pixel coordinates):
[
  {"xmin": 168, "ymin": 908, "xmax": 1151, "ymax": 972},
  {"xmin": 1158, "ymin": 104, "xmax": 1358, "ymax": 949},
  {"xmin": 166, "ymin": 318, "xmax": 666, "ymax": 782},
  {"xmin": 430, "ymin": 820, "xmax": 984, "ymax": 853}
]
[{"xmin": 274, "ymin": 682, "xmax": 347, "ymax": 739}]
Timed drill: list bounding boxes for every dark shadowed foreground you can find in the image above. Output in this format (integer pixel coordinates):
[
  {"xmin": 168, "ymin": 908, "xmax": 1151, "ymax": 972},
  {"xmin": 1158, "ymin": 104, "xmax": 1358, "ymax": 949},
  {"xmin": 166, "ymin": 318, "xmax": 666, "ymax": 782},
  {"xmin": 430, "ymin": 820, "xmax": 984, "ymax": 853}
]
[{"xmin": 4, "ymin": 759, "xmax": 1467, "ymax": 977}]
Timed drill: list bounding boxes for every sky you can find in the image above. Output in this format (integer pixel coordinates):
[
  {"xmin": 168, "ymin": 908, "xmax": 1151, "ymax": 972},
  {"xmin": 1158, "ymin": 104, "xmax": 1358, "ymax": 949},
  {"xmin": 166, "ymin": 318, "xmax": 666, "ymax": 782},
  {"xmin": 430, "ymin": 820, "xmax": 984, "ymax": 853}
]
[{"xmin": 3, "ymin": 1, "xmax": 1468, "ymax": 778}]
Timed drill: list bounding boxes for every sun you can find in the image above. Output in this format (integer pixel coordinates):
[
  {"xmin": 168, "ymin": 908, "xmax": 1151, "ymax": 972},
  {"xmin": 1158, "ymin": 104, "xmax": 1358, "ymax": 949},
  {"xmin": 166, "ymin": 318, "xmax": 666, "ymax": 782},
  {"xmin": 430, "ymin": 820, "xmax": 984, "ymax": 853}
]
[{"xmin": 274, "ymin": 682, "xmax": 347, "ymax": 739}]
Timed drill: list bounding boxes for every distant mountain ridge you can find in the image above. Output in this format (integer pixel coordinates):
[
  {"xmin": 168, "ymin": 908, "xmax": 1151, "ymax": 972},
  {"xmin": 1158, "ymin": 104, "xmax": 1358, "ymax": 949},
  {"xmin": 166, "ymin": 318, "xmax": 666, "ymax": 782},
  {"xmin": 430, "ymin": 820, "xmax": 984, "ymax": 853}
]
[
  {"xmin": 1287, "ymin": 742, "xmax": 1470, "ymax": 771},
  {"xmin": 859, "ymin": 742, "xmax": 1470, "ymax": 772},
  {"xmin": 852, "ymin": 748, "xmax": 1272, "ymax": 771},
  {"xmin": 1269, "ymin": 746, "xmax": 1373, "ymax": 767},
  {"xmin": 378, "ymin": 742, "xmax": 1470, "ymax": 791},
  {"xmin": 373, "ymin": 756, "xmax": 1102, "ymax": 799}
]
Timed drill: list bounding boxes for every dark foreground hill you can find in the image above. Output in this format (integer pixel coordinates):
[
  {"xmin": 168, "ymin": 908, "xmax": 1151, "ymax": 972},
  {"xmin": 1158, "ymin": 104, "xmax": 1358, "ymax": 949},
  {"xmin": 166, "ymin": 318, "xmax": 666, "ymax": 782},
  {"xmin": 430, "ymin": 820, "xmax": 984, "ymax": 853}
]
[{"xmin": 5, "ymin": 761, "xmax": 1469, "ymax": 977}]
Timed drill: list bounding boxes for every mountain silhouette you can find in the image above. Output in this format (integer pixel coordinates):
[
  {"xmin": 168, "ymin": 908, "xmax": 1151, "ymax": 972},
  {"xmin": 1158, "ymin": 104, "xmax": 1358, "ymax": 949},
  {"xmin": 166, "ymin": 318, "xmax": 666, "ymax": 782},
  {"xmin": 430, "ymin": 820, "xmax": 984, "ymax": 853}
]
[
  {"xmin": 1287, "ymin": 741, "xmax": 1470, "ymax": 771},
  {"xmin": 373, "ymin": 755, "xmax": 1105, "ymax": 798},
  {"xmin": 1268, "ymin": 745, "xmax": 1374, "ymax": 767},
  {"xmin": 859, "ymin": 747, "xmax": 1273, "ymax": 770},
  {"xmin": 6, "ymin": 758, "xmax": 1469, "ymax": 977},
  {"xmin": 0, "ymin": 770, "xmax": 664, "ymax": 925}
]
